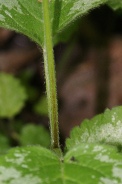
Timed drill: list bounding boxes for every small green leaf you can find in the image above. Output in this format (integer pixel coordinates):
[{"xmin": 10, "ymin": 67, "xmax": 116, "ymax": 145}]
[
  {"xmin": 0, "ymin": 0, "xmax": 106, "ymax": 47},
  {"xmin": 19, "ymin": 124, "xmax": 50, "ymax": 148},
  {"xmin": 0, "ymin": 144, "xmax": 122, "ymax": 183},
  {"xmin": 0, "ymin": 72, "xmax": 27, "ymax": 118},
  {"xmin": 66, "ymin": 106, "xmax": 122, "ymax": 150},
  {"xmin": 34, "ymin": 96, "xmax": 48, "ymax": 116}
]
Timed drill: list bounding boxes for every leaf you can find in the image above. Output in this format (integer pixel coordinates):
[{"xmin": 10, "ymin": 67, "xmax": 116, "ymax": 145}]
[
  {"xmin": 0, "ymin": 0, "xmax": 107, "ymax": 47},
  {"xmin": 107, "ymin": 0, "xmax": 122, "ymax": 10},
  {"xmin": 54, "ymin": 18, "xmax": 80, "ymax": 45},
  {"xmin": 19, "ymin": 124, "xmax": 50, "ymax": 148},
  {"xmin": 34, "ymin": 96, "xmax": 48, "ymax": 116},
  {"xmin": 0, "ymin": 72, "xmax": 27, "ymax": 118},
  {"xmin": 0, "ymin": 146, "xmax": 61, "ymax": 184},
  {"xmin": 64, "ymin": 144, "xmax": 122, "ymax": 184},
  {"xmin": 66, "ymin": 106, "xmax": 122, "ymax": 150},
  {"xmin": 0, "ymin": 144, "xmax": 122, "ymax": 183}
]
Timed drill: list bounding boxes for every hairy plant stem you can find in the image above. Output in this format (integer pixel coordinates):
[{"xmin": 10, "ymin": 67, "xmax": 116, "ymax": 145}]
[{"xmin": 42, "ymin": 0, "xmax": 60, "ymax": 150}]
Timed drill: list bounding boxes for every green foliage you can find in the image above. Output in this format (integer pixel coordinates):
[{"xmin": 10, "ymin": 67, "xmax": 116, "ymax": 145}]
[
  {"xmin": 0, "ymin": 146, "xmax": 59, "ymax": 184},
  {"xmin": 65, "ymin": 144, "xmax": 122, "ymax": 184},
  {"xmin": 1, "ymin": 0, "xmax": 122, "ymax": 47},
  {"xmin": 0, "ymin": 0, "xmax": 122, "ymax": 183},
  {"xmin": 0, "ymin": 134, "xmax": 10, "ymax": 154},
  {"xmin": 108, "ymin": 0, "xmax": 122, "ymax": 10},
  {"xmin": 34, "ymin": 96, "xmax": 48, "ymax": 116},
  {"xmin": 66, "ymin": 106, "xmax": 122, "ymax": 150},
  {"xmin": 19, "ymin": 124, "xmax": 50, "ymax": 148},
  {"xmin": 54, "ymin": 18, "xmax": 80, "ymax": 45},
  {"xmin": 0, "ymin": 144, "xmax": 122, "ymax": 183},
  {"xmin": 0, "ymin": 73, "xmax": 27, "ymax": 118},
  {"xmin": 0, "ymin": 0, "xmax": 107, "ymax": 47}
]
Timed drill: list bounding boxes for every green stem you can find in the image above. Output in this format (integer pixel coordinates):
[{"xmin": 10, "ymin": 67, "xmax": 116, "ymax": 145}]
[{"xmin": 42, "ymin": 0, "xmax": 60, "ymax": 149}]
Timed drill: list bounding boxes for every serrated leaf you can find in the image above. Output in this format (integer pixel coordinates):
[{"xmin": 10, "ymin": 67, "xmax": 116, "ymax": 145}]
[
  {"xmin": 0, "ymin": 144, "xmax": 122, "ymax": 183},
  {"xmin": 0, "ymin": 0, "xmax": 106, "ymax": 47},
  {"xmin": 0, "ymin": 73, "xmax": 27, "ymax": 118},
  {"xmin": 66, "ymin": 106, "xmax": 122, "ymax": 150},
  {"xmin": 20, "ymin": 124, "xmax": 50, "ymax": 148}
]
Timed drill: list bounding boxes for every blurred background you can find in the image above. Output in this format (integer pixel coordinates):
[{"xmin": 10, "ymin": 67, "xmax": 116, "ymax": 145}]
[{"xmin": 0, "ymin": 4, "xmax": 122, "ymax": 151}]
